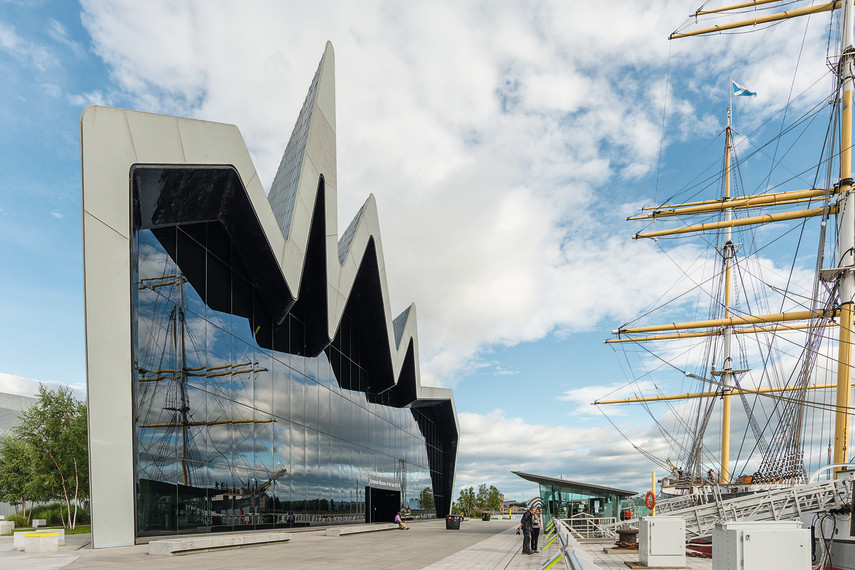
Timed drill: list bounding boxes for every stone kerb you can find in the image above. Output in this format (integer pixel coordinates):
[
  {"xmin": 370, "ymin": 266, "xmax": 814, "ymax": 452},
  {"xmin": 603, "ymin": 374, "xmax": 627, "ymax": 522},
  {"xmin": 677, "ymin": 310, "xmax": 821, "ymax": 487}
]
[
  {"xmin": 148, "ymin": 532, "xmax": 291, "ymax": 555},
  {"xmin": 24, "ymin": 532, "xmax": 59, "ymax": 554},
  {"xmin": 325, "ymin": 523, "xmax": 399, "ymax": 536}
]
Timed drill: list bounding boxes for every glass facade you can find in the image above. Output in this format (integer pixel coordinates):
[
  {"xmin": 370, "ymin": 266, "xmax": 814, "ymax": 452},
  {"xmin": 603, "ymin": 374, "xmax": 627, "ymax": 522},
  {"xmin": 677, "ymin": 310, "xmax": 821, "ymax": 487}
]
[
  {"xmin": 131, "ymin": 167, "xmax": 454, "ymax": 537},
  {"xmin": 539, "ymin": 484, "xmax": 621, "ymax": 521}
]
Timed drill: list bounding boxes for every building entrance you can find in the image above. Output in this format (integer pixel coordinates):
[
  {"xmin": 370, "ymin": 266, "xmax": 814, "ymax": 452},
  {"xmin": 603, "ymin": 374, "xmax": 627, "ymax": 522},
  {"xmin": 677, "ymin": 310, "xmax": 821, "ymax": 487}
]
[{"xmin": 366, "ymin": 486, "xmax": 400, "ymax": 524}]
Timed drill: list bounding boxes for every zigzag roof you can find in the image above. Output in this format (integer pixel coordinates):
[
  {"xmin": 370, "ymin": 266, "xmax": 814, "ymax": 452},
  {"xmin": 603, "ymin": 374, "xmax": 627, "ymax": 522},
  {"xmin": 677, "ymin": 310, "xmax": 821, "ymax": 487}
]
[{"xmin": 82, "ymin": 41, "xmax": 455, "ymax": 416}]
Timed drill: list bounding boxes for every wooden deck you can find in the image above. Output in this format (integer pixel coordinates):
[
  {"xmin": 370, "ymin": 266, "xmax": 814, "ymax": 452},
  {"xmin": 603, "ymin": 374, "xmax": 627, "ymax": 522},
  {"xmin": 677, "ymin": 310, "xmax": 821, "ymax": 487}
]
[{"xmin": 575, "ymin": 538, "xmax": 713, "ymax": 569}]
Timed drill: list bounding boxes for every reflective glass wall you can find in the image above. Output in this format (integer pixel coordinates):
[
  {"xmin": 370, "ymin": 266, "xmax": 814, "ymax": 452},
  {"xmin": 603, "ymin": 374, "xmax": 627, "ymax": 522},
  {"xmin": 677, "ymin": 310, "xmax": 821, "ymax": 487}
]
[
  {"xmin": 539, "ymin": 484, "xmax": 620, "ymax": 521},
  {"xmin": 132, "ymin": 218, "xmax": 442, "ymax": 536}
]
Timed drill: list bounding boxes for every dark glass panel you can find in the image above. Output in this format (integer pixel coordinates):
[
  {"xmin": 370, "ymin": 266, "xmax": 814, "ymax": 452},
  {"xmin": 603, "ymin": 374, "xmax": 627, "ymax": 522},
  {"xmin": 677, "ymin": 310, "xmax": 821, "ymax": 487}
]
[
  {"xmin": 328, "ymin": 384, "xmax": 341, "ymax": 440},
  {"xmin": 303, "ymin": 377, "xmax": 319, "ymax": 430},
  {"xmin": 273, "ymin": 477, "xmax": 291, "ymax": 522},
  {"xmin": 231, "ymin": 466, "xmax": 254, "ymax": 530},
  {"xmin": 290, "ymin": 372, "xmax": 305, "ymax": 427},
  {"xmin": 346, "ymin": 444, "xmax": 356, "ymax": 491},
  {"xmin": 206, "ymin": 392, "xmax": 234, "ymax": 466},
  {"xmin": 273, "ymin": 422, "xmax": 291, "ymax": 476},
  {"xmin": 291, "ymin": 475, "xmax": 307, "ymax": 515},
  {"xmin": 305, "ymin": 428, "xmax": 319, "ymax": 480},
  {"xmin": 339, "ymin": 394, "xmax": 353, "ymax": 444},
  {"xmin": 318, "ymin": 383, "xmax": 330, "ymax": 435},
  {"xmin": 329, "ymin": 437, "xmax": 342, "ymax": 485},
  {"xmin": 291, "ymin": 424, "xmax": 306, "ymax": 478},
  {"xmin": 182, "ymin": 385, "xmax": 207, "ymax": 463},
  {"xmin": 253, "ymin": 418, "xmax": 274, "ymax": 472},
  {"xmin": 232, "ymin": 421, "xmax": 254, "ymax": 472},
  {"xmin": 137, "ymin": 452, "xmax": 177, "ymax": 535},
  {"xmin": 254, "ymin": 349, "xmax": 274, "ymax": 415},
  {"xmin": 177, "ymin": 461, "xmax": 209, "ymax": 534},
  {"xmin": 318, "ymin": 433, "xmax": 330, "ymax": 482},
  {"xmin": 271, "ymin": 357, "xmax": 290, "ymax": 421}
]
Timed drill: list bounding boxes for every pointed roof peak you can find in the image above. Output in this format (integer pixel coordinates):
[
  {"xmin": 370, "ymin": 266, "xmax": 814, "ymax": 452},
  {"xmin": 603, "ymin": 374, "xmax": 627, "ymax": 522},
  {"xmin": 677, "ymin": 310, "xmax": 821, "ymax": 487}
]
[{"xmin": 268, "ymin": 43, "xmax": 336, "ymax": 240}]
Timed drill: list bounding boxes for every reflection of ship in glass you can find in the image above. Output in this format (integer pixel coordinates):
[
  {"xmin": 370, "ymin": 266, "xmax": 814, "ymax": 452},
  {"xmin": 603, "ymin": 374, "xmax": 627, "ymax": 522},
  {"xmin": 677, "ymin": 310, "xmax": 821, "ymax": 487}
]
[
  {"xmin": 136, "ymin": 271, "xmax": 287, "ymax": 529},
  {"xmin": 133, "ymin": 226, "xmax": 437, "ymax": 535}
]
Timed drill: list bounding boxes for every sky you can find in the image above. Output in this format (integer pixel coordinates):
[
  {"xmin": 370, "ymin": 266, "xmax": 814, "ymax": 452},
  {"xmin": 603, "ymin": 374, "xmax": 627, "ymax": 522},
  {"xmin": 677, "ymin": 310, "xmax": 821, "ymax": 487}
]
[{"xmin": 0, "ymin": 0, "xmax": 843, "ymax": 502}]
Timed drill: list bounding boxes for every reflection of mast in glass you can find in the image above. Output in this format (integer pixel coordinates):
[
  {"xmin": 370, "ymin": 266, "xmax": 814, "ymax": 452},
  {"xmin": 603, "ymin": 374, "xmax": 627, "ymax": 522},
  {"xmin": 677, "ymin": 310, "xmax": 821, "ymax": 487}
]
[
  {"xmin": 396, "ymin": 458, "xmax": 406, "ymax": 508},
  {"xmin": 137, "ymin": 273, "xmax": 273, "ymax": 487}
]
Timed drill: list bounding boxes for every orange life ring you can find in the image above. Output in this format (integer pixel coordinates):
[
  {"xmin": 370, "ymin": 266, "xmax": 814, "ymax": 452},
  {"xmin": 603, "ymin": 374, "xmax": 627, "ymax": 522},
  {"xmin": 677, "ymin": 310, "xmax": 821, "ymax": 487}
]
[{"xmin": 645, "ymin": 491, "xmax": 656, "ymax": 510}]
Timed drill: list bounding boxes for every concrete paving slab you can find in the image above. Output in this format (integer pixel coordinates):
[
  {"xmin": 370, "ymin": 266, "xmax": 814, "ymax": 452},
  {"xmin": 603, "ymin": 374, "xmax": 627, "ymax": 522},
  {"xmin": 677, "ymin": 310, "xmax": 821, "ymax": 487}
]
[{"xmin": 0, "ymin": 518, "xmax": 534, "ymax": 569}]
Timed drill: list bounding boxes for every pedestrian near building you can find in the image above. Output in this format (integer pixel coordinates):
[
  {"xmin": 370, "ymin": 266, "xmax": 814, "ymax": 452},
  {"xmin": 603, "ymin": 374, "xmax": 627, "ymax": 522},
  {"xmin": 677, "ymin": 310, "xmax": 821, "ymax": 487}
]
[
  {"xmin": 518, "ymin": 506, "xmax": 534, "ymax": 554},
  {"xmin": 531, "ymin": 507, "xmax": 541, "ymax": 552}
]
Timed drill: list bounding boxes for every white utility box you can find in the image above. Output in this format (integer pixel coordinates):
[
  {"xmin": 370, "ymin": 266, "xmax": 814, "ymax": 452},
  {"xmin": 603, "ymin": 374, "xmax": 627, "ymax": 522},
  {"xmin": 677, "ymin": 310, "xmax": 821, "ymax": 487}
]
[
  {"xmin": 639, "ymin": 516, "xmax": 686, "ymax": 567},
  {"xmin": 712, "ymin": 520, "xmax": 809, "ymax": 570}
]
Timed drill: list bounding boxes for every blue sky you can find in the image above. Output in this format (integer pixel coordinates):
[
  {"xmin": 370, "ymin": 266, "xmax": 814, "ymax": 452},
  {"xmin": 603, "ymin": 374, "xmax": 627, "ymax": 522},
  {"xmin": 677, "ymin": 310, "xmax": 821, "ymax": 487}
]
[{"xmin": 0, "ymin": 0, "xmax": 841, "ymax": 501}]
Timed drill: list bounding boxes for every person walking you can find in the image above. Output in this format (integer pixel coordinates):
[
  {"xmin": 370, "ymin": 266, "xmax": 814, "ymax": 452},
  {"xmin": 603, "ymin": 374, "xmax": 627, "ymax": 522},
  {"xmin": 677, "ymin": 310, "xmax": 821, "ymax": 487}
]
[
  {"xmin": 530, "ymin": 507, "xmax": 541, "ymax": 552},
  {"xmin": 518, "ymin": 506, "xmax": 534, "ymax": 554}
]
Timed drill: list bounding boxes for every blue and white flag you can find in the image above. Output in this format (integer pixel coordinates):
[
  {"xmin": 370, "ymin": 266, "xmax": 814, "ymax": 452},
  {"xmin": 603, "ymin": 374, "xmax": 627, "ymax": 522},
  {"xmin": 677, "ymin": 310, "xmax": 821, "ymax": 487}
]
[{"xmin": 732, "ymin": 80, "xmax": 757, "ymax": 97}]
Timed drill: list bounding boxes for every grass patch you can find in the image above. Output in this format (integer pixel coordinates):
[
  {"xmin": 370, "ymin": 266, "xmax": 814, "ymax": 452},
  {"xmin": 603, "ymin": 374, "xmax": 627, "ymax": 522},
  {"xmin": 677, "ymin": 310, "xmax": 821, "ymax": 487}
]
[{"xmin": 14, "ymin": 525, "xmax": 91, "ymax": 535}]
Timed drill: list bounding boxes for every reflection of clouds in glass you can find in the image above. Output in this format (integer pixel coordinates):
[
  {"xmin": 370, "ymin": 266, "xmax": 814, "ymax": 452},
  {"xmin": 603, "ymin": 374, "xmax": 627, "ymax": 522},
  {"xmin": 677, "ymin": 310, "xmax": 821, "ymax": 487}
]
[{"xmin": 134, "ymin": 226, "xmax": 444, "ymax": 530}]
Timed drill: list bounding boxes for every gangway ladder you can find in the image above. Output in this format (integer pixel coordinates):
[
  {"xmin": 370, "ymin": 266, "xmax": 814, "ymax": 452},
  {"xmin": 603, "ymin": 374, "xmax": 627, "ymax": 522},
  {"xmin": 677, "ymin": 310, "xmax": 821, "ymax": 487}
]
[{"xmin": 655, "ymin": 479, "xmax": 851, "ymax": 539}]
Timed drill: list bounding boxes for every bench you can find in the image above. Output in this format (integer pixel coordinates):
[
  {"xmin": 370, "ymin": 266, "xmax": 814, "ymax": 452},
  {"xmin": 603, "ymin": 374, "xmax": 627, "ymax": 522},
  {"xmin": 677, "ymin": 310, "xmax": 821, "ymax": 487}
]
[
  {"xmin": 37, "ymin": 527, "xmax": 65, "ymax": 545},
  {"xmin": 325, "ymin": 523, "xmax": 400, "ymax": 536},
  {"xmin": 148, "ymin": 532, "xmax": 291, "ymax": 556},
  {"xmin": 32, "ymin": 519, "xmax": 46, "ymax": 528},
  {"xmin": 24, "ymin": 532, "xmax": 59, "ymax": 554},
  {"xmin": 0, "ymin": 521, "xmax": 14, "ymax": 535},
  {"xmin": 14, "ymin": 528, "xmax": 66, "ymax": 550}
]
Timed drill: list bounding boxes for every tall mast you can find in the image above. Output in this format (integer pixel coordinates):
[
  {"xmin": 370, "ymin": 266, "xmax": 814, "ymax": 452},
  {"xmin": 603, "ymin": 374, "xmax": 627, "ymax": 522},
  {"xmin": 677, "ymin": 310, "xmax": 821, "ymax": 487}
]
[
  {"xmin": 834, "ymin": 0, "xmax": 855, "ymax": 471},
  {"xmin": 721, "ymin": 108, "xmax": 734, "ymax": 484},
  {"xmin": 600, "ymin": 2, "xmax": 855, "ymax": 485}
]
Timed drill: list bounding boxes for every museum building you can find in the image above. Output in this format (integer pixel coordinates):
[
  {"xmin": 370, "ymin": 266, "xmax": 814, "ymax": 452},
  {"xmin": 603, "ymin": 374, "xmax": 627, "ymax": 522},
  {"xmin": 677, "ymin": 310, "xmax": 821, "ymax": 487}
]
[{"xmin": 82, "ymin": 42, "xmax": 458, "ymax": 547}]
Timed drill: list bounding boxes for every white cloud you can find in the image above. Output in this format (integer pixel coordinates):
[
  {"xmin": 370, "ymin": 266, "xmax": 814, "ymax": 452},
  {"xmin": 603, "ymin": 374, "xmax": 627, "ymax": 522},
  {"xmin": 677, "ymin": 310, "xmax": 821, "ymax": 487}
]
[
  {"xmin": 78, "ymin": 0, "xmax": 825, "ymax": 388},
  {"xmin": 557, "ymin": 380, "xmax": 660, "ymax": 416},
  {"xmin": 0, "ymin": 372, "xmax": 85, "ymax": 401},
  {"xmin": 47, "ymin": 18, "xmax": 86, "ymax": 58},
  {"xmin": 0, "ymin": 20, "xmax": 54, "ymax": 71},
  {"xmin": 455, "ymin": 409, "xmax": 669, "ymax": 498},
  {"xmin": 67, "ymin": 89, "xmax": 113, "ymax": 107}
]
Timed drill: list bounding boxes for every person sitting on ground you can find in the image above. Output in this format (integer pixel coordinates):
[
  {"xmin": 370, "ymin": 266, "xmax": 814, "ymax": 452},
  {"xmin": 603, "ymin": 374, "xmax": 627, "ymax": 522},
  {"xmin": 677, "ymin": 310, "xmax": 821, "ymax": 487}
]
[{"xmin": 395, "ymin": 511, "xmax": 409, "ymax": 530}]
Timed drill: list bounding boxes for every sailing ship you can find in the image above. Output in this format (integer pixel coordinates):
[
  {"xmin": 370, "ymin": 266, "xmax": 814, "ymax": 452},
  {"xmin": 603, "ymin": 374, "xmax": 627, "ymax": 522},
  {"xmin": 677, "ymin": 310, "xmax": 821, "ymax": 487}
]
[{"xmin": 596, "ymin": 1, "xmax": 855, "ymax": 566}]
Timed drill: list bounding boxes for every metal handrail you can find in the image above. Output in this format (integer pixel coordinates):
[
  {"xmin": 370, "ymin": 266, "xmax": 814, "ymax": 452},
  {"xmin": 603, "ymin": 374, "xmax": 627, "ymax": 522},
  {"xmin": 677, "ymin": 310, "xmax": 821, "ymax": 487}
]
[
  {"xmin": 809, "ymin": 463, "xmax": 855, "ymax": 482},
  {"xmin": 537, "ymin": 518, "xmax": 599, "ymax": 570}
]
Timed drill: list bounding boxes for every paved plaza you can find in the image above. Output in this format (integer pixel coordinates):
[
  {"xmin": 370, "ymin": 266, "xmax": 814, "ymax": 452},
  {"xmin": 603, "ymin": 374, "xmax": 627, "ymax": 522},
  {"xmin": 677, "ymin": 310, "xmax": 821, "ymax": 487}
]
[{"xmin": 0, "ymin": 518, "xmax": 559, "ymax": 570}]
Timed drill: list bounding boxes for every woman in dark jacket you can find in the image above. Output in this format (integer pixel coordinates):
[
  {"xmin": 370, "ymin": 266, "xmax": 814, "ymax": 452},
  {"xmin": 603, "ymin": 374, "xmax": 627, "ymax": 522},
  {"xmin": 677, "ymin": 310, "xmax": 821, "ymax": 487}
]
[{"xmin": 518, "ymin": 507, "xmax": 534, "ymax": 554}]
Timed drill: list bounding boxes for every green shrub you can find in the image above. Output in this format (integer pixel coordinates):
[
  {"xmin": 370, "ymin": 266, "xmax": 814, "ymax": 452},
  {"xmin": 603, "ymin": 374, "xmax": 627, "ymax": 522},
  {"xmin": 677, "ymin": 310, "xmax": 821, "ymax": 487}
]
[
  {"xmin": 7, "ymin": 513, "xmax": 28, "ymax": 528},
  {"xmin": 30, "ymin": 502, "xmax": 56, "ymax": 518},
  {"xmin": 30, "ymin": 503, "xmax": 63, "ymax": 526}
]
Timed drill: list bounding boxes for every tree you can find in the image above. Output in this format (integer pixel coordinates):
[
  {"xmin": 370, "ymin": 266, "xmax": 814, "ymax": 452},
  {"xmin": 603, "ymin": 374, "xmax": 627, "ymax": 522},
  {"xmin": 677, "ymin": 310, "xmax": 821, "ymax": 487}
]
[
  {"xmin": 476, "ymin": 483, "xmax": 488, "ymax": 511},
  {"xmin": 14, "ymin": 386, "xmax": 88, "ymax": 529},
  {"xmin": 0, "ymin": 435, "xmax": 37, "ymax": 519},
  {"xmin": 455, "ymin": 486, "xmax": 476, "ymax": 517},
  {"xmin": 418, "ymin": 486, "xmax": 435, "ymax": 512},
  {"xmin": 487, "ymin": 485, "xmax": 503, "ymax": 512},
  {"xmin": 472, "ymin": 483, "xmax": 503, "ymax": 512}
]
